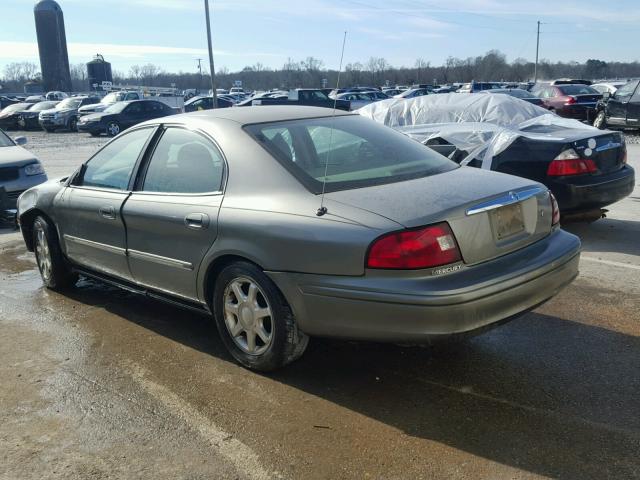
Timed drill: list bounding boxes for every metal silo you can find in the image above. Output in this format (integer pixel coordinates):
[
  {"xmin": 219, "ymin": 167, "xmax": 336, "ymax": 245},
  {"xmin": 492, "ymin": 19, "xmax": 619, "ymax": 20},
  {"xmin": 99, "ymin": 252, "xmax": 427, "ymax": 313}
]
[
  {"xmin": 34, "ymin": 0, "xmax": 72, "ymax": 92},
  {"xmin": 87, "ymin": 54, "xmax": 113, "ymax": 91}
]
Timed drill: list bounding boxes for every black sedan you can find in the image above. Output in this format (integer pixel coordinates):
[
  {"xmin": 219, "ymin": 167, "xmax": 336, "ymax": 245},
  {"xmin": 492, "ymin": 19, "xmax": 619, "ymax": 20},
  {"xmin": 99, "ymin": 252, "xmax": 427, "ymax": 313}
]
[
  {"xmin": 359, "ymin": 94, "xmax": 634, "ymax": 217},
  {"xmin": 0, "ymin": 103, "xmax": 35, "ymax": 130},
  {"xmin": 77, "ymin": 100, "xmax": 175, "ymax": 137},
  {"xmin": 183, "ymin": 95, "xmax": 233, "ymax": 112},
  {"xmin": 17, "ymin": 101, "xmax": 60, "ymax": 130}
]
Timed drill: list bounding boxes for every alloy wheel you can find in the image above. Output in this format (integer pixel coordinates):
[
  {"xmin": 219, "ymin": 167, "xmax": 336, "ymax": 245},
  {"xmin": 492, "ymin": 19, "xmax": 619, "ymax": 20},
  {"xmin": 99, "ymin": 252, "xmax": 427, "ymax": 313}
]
[
  {"xmin": 35, "ymin": 224, "xmax": 52, "ymax": 282},
  {"xmin": 107, "ymin": 122, "xmax": 120, "ymax": 136},
  {"xmin": 223, "ymin": 277, "xmax": 273, "ymax": 355}
]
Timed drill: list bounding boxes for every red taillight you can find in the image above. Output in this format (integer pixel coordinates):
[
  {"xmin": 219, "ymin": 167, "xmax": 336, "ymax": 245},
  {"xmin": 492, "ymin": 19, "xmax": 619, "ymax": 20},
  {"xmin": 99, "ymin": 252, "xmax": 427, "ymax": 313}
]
[
  {"xmin": 366, "ymin": 223, "xmax": 462, "ymax": 270},
  {"xmin": 547, "ymin": 149, "xmax": 596, "ymax": 176},
  {"xmin": 563, "ymin": 96, "xmax": 577, "ymax": 105},
  {"xmin": 550, "ymin": 192, "xmax": 560, "ymax": 226}
]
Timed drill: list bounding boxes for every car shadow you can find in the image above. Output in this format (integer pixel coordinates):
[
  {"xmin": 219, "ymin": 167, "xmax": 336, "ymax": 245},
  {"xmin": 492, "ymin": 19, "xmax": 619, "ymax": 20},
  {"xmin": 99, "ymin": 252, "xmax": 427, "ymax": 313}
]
[
  {"xmin": 564, "ymin": 217, "xmax": 640, "ymax": 257},
  {"xmin": 61, "ymin": 277, "xmax": 640, "ymax": 479}
]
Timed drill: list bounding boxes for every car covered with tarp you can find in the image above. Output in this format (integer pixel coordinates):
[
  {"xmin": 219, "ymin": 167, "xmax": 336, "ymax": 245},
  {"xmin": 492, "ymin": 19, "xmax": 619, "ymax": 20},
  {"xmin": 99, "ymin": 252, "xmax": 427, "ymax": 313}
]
[{"xmin": 357, "ymin": 94, "xmax": 634, "ymax": 215}]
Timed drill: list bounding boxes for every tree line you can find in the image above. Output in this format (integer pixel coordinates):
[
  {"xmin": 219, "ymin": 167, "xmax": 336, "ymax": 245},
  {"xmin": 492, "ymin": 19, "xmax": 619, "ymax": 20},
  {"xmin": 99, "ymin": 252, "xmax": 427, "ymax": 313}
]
[{"xmin": 2, "ymin": 51, "xmax": 640, "ymax": 93}]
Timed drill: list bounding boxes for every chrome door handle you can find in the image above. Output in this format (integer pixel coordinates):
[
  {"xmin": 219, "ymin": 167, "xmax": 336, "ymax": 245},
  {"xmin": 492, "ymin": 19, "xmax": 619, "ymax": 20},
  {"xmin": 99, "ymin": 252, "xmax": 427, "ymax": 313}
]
[
  {"xmin": 184, "ymin": 213, "xmax": 210, "ymax": 230},
  {"xmin": 99, "ymin": 206, "xmax": 116, "ymax": 219}
]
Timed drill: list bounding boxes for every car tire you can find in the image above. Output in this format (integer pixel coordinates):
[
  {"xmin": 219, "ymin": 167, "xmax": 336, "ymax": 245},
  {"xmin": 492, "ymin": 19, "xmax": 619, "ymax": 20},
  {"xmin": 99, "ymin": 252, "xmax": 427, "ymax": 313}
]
[
  {"xmin": 106, "ymin": 121, "xmax": 121, "ymax": 137},
  {"xmin": 593, "ymin": 111, "xmax": 607, "ymax": 130},
  {"xmin": 32, "ymin": 216, "xmax": 78, "ymax": 290},
  {"xmin": 68, "ymin": 117, "xmax": 78, "ymax": 132},
  {"xmin": 213, "ymin": 261, "xmax": 309, "ymax": 371}
]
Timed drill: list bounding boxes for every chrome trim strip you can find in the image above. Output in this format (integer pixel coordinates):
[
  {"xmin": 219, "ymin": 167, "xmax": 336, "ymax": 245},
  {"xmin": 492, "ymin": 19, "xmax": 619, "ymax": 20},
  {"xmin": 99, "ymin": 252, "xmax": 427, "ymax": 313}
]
[
  {"xmin": 128, "ymin": 249, "xmax": 194, "ymax": 271},
  {"xmin": 466, "ymin": 186, "xmax": 547, "ymax": 216},
  {"xmin": 63, "ymin": 234, "xmax": 126, "ymax": 255},
  {"xmin": 595, "ymin": 142, "xmax": 622, "ymax": 152}
]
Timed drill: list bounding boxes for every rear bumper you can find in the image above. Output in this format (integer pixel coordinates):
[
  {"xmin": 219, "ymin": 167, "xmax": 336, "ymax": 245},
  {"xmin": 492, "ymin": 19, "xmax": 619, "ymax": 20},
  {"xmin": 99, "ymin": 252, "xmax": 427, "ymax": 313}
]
[
  {"xmin": 549, "ymin": 165, "xmax": 635, "ymax": 212},
  {"xmin": 268, "ymin": 229, "xmax": 580, "ymax": 342},
  {"xmin": 555, "ymin": 105, "xmax": 597, "ymax": 121}
]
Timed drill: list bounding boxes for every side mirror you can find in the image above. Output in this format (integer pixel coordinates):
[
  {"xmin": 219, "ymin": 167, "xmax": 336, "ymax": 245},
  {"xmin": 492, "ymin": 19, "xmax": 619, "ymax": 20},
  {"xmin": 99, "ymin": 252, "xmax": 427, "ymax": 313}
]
[
  {"xmin": 602, "ymin": 92, "xmax": 611, "ymax": 101},
  {"xmin": 14, "ymin": 136, "xmax": 27, "ymax": 146}
]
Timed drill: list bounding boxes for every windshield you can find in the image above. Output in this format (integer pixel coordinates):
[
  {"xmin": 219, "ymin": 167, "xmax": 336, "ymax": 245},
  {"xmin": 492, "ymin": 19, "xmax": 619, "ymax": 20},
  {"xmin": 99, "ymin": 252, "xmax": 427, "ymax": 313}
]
[
  {"xmin": 0, "ymin": 129, "xmax": 14, "ymax": 147},
  {"xmin": 103, "ymin": 102, "xmax": 128, "ymax": 114},
  {"xmin": 558, "ymin": 85, "xmax": 599, "ymax": 95},
  {"xmin": 31, "ymin": 101, "xmax": 59, "ymax": 112},
  {"xmin": 57, "ymin": 98, "xmax": 82, "ymax": 109},
  {"xmin": 102, "ymin": 92, "xmax": 126, "ymax": 104},
  {"xmin": 2, "ymin": 103, "xmax": 32, "ymax": 114},
  {"xmin": 246, "ymin": 115, "xmax": 457, "ymax": 193}
]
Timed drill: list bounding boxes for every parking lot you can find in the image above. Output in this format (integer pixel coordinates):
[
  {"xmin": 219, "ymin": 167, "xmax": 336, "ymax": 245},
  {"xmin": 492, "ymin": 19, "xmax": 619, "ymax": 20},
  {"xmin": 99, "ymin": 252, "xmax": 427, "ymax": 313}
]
[{"xmin": 1, "ymin": 130, "xmax": 639, "ymax": 479}]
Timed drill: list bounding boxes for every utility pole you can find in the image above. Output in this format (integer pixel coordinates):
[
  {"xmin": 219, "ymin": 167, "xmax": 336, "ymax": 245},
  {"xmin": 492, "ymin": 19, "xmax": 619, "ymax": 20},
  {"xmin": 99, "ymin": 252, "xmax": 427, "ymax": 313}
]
[
  {"xmin": 534, "ymin": 20, "xmax": 541, "ymax": 83},
  {"xmin": 204, "ymin": 0, "xmax": 217, "ymax": 109},
  {"xmin": 196, "ymin": 58, "xmax": 202, "ymax": 94}
]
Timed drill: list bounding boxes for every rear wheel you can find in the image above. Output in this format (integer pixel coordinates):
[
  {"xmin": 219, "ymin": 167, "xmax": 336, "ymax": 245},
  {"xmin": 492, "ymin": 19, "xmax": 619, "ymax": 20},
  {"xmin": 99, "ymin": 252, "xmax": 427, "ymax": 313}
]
[
  {"xmin": 32, "ymin": 216, "xmax": 78, "ymax": 290},
  {"xmin": 68, "ymin": 117, "xmax": 78, "ymax": 132},
  {"xmin": 106, "ymin": 121, "xmax": 121, "ymax": 137},
  {"xmin": 593, "ymin": 111, "xmax": 607, "ymax": 129},
  {"xmin": 213, "ymin": 261, "xmax": 308, "ymax": 371}
]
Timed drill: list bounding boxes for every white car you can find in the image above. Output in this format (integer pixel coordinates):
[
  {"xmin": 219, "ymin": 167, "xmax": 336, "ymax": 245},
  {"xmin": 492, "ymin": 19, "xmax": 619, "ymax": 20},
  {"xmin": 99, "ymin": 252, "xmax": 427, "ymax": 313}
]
[{"xmin": 591, "ymin": 82, "xmax": 629, "ymax": 95}]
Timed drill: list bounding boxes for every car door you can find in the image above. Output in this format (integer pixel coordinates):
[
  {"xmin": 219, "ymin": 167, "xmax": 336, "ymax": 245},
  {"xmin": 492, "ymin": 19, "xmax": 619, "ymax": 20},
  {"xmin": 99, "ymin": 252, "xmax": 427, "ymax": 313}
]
[
  {"xmin": 56, "ymin": 126, "xmax": 156, "ymax": 279},
  {"xmin": 120, "ymin": 102, "xmax": 147, "ymax": 129},
  {"xmin": 606, "ymin": 80, "xmax": 638, "ymax": 126},
  {"xmin": 625, "ymin": 82, "xmax": 640, "ymax": 127},
  {"xmin": 143, "ymin": 101, "xmax": 169, "ymax": 121},
  {"xmin": 122, "ymin": 126, "xmax": 225, "ymax": 301}
]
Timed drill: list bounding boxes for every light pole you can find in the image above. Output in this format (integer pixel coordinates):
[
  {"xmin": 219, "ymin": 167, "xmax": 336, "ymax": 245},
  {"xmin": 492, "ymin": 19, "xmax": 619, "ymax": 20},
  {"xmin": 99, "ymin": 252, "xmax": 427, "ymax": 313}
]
[
  {"xmin": 534, "ymin": 20, "xmax": 541, "ymax": 83},
  {"xmin": 204, "ymin": 0, "xmax": 217, "ymax": 109}
]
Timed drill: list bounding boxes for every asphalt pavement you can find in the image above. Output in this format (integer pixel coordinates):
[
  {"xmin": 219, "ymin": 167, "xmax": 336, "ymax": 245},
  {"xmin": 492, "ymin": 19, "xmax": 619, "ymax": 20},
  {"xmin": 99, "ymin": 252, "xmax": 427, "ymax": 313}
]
[{"xmin": 1, "ymin": 131, "xmax": 639, "ymax": 479}]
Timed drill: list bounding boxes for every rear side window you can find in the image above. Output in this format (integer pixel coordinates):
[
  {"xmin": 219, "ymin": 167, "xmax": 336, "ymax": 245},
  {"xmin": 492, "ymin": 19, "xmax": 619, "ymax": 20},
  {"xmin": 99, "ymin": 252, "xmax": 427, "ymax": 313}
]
[
  {"xmin": 246, "ymin": 115, "xmax": 457, "ymax": 193},
  {"xmin": 142, "ymin": 128, "xmax": 224, "ymax": 194},
  {"xmin": 80, "ymin": 128, "xmax": 153, "ymax": 190}
]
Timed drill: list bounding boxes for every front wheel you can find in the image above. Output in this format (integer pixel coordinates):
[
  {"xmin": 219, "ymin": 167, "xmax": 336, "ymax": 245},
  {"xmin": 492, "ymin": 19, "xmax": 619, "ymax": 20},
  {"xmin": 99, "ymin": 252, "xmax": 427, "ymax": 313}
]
[
  {"xmin": 593, "ymin": 111, "xmax": 607, "ymax": 129},
  {"xmin": 213, "ymin": 262, "xmax": 309, "ymax": 371},
  {"xmin": 32, "ymin": 216, "xmax": 78, "ymax": 290},
  {"xmin": 68, "ymin": 117, "xmax": 78, "ymax": 132},
  {"xmin": 106, "ymin": 121, "xmax": 121, "ymax": 137}
]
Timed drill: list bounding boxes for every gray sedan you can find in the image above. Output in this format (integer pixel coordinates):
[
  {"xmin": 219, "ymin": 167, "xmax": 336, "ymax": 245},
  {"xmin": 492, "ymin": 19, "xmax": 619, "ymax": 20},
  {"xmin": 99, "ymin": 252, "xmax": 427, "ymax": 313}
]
[{"xmin": 17, "ymin": 106, "xmax": 580, "ymax": 371}]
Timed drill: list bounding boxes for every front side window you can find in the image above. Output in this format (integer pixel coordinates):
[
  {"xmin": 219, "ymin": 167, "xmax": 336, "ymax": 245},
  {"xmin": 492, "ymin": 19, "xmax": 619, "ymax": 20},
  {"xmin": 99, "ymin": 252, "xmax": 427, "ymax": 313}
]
[
  {"xmin": 0, "ymin": 130, "xmax": 14, "ymax": 147},
  {"xmin": 125, "ymin": 103, "xmax": 143, "ymax": 114},
  {"xmin": 246, "ymin": 115, "xmax": 457, "ymax": 193},
  {"xmin": 142, "ymin": 128, "xmax": 224, "ymax": 194},
  {"xmin": 615, "ymin": 80, "xmax": 639, "ymax": 100},
  {"xmin": 80, "ymin": 128, "xmax": 153, "ymax": 190}
]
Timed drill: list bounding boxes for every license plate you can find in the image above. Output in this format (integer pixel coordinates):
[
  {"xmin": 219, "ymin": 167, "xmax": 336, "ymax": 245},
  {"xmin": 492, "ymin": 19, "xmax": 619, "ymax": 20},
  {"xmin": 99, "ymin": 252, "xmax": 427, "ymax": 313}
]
[{"xmin": 490, "ymin": 203, "xmax": 525, "ymax": 240}]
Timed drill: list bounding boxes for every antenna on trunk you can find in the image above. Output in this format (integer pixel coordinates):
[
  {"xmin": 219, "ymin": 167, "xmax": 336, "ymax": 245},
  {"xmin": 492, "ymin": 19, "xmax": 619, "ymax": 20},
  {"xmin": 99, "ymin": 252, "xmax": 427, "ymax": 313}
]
[{"xmin": 317, "ymin": 30, "xmax": 347, "ymax": 217}]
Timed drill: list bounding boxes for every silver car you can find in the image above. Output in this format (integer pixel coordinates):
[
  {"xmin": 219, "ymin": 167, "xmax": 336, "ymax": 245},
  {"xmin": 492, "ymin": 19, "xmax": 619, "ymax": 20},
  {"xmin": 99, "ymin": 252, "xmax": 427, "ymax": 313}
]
[
  {"xmin": 17, "ymin": 106, "xmax": 580, "ymax": 371},
  {"xmin": 1, "ymin": 130, "xmax": 47, "ymax": 213}
]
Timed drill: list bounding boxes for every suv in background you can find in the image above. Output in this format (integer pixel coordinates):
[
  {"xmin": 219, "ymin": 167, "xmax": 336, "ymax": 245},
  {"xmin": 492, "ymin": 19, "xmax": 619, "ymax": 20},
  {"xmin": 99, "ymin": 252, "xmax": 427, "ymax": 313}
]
[
  {"xmin": 593, "ymin": 79, "xmax": 640, "ymax": 130},
  {"xmin": 78, "ymin": 91, "xmax": 143, "ymax": 116},
  {"xmin": 39, "ymin": 96, "xmax": 102, "ymax": 132},
  {"xmin": 456, "ymin": 82, "xmax": 503, "ymax": 93}
]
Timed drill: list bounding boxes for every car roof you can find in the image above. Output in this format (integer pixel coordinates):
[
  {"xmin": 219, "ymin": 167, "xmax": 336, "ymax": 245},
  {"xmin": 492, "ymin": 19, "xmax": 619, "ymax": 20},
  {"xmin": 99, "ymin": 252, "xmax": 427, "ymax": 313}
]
[{"xmin": 159, "ymin": 106, "xmax": 354, "ymax": 126}]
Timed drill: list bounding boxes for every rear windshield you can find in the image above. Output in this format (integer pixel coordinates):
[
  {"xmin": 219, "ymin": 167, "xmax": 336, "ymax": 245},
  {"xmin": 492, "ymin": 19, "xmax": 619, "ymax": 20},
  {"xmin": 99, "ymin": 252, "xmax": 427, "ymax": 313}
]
[
  {"xmin": 245, "ymin": 115, "xmax": 457, "ymax": 193},
  {"xmin": 558, "ymin": 85, "xmax": 598, "ymax": 95}
]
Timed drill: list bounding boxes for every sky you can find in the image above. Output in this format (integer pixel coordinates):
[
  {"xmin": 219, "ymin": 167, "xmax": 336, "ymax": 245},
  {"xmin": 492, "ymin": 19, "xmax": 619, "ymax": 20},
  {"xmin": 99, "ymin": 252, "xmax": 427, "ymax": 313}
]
[{"xmin": 1, "ymin": 0, "xmax": 639, "ymax": 77}]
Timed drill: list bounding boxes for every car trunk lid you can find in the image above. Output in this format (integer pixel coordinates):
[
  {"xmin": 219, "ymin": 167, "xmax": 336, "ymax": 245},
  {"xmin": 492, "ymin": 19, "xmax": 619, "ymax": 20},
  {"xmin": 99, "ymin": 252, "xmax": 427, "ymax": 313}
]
[
  {"xmin": 327, "ymin": 167, "xmax": 553, "ymax": 265},
  {"xmin": 571, "ymin": 131, "xmax": 626, "ymax": 174}
]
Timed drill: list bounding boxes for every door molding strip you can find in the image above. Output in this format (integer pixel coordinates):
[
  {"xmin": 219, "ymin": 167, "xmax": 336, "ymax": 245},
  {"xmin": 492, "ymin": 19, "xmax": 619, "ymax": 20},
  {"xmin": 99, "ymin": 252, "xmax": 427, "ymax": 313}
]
[
  {"xmin": 64, "ymin": 234, "xmax": 126, "ymax": 255},
  {"xmin": 128, "ymin": 249, "xmax": 194, "ymax": 271}
]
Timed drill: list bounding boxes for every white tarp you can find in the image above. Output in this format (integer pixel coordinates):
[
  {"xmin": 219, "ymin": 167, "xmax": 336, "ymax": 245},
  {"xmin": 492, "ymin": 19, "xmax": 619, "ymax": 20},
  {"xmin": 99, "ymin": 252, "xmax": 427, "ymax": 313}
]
[{"xmin": 357, "ymin": 93, "xmax": 602, "ymax": 169}]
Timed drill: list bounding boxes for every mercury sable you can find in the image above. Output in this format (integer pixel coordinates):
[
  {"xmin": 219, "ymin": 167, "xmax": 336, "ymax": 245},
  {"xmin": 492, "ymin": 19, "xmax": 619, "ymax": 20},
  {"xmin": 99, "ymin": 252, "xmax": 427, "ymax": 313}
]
[{"xmin": 17, "ymin": 106, "xmax": 581, "ymax": 371}]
